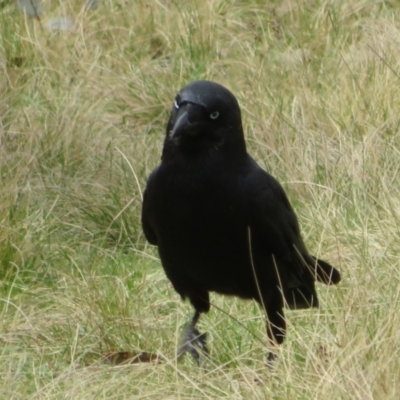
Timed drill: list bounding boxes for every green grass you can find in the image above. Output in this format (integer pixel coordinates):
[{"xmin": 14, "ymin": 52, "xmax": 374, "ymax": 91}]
[{"xmin": 1, "ymin": 0, "xmax": 400, "ymax": 398}]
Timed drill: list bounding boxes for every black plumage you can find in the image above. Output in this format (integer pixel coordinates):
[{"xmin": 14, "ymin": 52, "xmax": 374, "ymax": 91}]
[{"xmin": 141, "ymin": 80, "xmax": 340, "ymax": 364}]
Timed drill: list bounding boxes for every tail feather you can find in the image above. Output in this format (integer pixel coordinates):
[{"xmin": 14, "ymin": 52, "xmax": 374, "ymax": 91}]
[
  {"xmin": 284, "ymin": 255, "xmax": 340, "ymax": 310},
  {"xmin": 311, "ymin": 257, "xmax": 341, "ymax": 285},
  {"xmin": 285, "ymin": 286, "xmax": 319, "ymax": 310}
]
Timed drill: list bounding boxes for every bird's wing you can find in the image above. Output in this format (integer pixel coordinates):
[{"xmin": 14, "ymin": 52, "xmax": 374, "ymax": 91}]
[
  {"xmin": 141, "ymin": 169, "xmax": 159, "ymax": 246},
  {"xmin": 245, "ymin": 164, "xmax": 313, "ymax": 286}
]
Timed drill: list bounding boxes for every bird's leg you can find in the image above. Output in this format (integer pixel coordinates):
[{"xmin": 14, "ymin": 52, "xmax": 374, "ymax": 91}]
[
  {"xmin": 178, "ymin": 311, "xmax": 209, "ymax": 365},
  {"xmin": 266, "ymin": 350, "xmax": 278, "ymax": 368},
  {"xmin": 265, "ymin": 296, "xmax": 286, "ymax": 368}
]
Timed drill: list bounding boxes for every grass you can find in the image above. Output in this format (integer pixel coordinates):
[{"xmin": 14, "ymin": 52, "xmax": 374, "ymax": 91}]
[{"xmin": 1, "ymin": 0, "xmax": 400, "ymax": 398}]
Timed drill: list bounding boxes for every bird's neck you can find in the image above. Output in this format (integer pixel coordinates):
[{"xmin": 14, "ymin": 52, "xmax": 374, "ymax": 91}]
[{"xmin": 161, "ymin": 141, "xmax": 247, "ymax": 166}]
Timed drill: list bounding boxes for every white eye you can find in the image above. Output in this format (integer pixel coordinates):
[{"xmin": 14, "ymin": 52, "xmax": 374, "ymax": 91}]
[
  {"xmin": 210, "ymin": 111, "xmax": 219, "ymax": 120},
  {"xmin": 174, "ymin": 100, "xmax": 179, "ymax": 109}
]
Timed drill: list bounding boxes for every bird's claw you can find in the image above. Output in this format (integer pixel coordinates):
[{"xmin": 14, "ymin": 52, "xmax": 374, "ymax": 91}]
[
  {"xmin": 178, "ymin": 325, "xmax": 209, "ymax": 365},
  {"xmin": 266, "ymin": 351, "xmax": 277, "ymax": 369}
]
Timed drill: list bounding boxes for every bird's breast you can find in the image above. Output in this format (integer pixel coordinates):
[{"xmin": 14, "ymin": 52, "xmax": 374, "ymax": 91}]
[{"xmin": 150, "ymin": 168, "xmax": 256, "ymax": 294}]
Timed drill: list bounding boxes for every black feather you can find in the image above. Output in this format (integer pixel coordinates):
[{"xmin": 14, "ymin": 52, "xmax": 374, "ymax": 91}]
[{"xmin": 141, "ymin": 80, "xmax": 341, "ymax": 364}]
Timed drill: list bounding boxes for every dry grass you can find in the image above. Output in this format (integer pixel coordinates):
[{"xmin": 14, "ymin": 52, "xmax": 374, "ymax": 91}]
[{"xmin": 1, "ymin": 0, "xmax": 400, "ymax": 398}]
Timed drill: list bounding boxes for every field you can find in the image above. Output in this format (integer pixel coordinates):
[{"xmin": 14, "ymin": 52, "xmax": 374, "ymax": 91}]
[{"xmin": 1, "ymin": 0, "xmax": 400, "ymax": 398}]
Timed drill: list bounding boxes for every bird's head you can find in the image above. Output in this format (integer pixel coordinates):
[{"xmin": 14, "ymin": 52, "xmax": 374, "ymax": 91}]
[{"xmin": 163, "ymin": 81, "xmax": 246, "ymax": 157}]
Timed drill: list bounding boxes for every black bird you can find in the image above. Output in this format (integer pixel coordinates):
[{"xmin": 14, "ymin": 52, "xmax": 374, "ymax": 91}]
[{"xmin": 141, "ymin": 80, "xmax": 341, "ymax": 364}]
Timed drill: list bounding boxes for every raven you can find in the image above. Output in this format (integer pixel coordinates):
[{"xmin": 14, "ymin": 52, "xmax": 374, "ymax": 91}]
[{"xmin": 141, "ymin": 80, "xmax": 340, "ymax": 364}]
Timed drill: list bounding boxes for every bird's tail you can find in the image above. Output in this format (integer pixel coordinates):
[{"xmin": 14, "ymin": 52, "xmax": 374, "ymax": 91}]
[
  {"xmin": 310, "ymin": 257, "xmax": 341, "ymax": 285},
  {"xmin": 285, "ymin": 285, "xmax": 319, "ymax": 309}
]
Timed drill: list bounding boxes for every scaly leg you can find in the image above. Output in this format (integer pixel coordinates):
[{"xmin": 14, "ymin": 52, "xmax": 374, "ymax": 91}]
[{"xmin": 178, "ymin": 311, "xmax": 209, "ymax": 364}]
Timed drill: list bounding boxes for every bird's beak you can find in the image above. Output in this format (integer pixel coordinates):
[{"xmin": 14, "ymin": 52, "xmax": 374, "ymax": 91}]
[
  {"xmin": 170, "ymin": 104, "xmax": 204, "ymax": 141},
  {"xmin": 170, "ymin": 109, "xmax": 190, "ymax": 140}
]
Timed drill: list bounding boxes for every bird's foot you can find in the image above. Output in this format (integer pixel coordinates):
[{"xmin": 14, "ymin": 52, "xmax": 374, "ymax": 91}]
[
  {"xmin": 266, "ymin": 351, "xmax": 277, "ymax": 369},
  {"xmin": 178, "ymin": 324, "xmax": 209, "ymax": 365}
]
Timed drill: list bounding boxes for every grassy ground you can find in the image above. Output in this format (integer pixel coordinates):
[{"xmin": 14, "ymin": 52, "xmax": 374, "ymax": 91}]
[{"xmin": 1, "ymin": 0, "xmax": 400, "ymax": 398}]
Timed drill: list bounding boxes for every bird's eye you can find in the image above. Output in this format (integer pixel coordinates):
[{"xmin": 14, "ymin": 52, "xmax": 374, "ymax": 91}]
[
  {"xmin": 210, "ymin": 111, "xmax": 219, "ymax": 120},
  {"xmin": 174, "ymin": 100, "xmax": 179, "ymax": 109}
]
